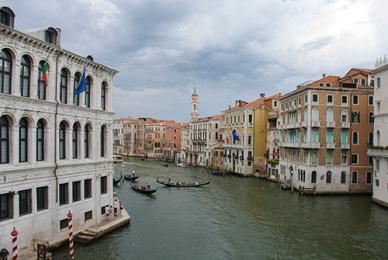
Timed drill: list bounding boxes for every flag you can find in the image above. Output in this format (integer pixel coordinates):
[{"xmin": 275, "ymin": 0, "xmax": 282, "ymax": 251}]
[
  {"xmin": 232, "ymin": 129, "xmax": 240, "ymax": 142},
  {"xmin": 75, "ymin": 66, "xmax": 86, "ymax": 95},
  {"xmin": 42, "ymin": 62, "xmax": 48, "ymax": 86}
]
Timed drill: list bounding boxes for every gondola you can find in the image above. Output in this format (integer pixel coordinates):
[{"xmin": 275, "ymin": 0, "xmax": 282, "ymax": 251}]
[
  {"xmin": 162, "ymin": 163, "xmax": 169, "ymax": 167},
  {"xmin": 113, "ymin": 176, "xmax": 122, "ymax": 186},
  {"xmin": 157, "ymin": 178, "xmax": 210, "ymax": 187},
  {"xmin": 131, "ymin": 184, "xmax": 157, "ymax": 194},
  {"xmin": 124, "ymin": 174, "xmax": 139, "ymax": 181}
]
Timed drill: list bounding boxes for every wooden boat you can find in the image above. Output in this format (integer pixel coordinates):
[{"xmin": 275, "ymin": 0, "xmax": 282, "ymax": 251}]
[
  {"xmin": 131, "ymin": 184, "xmax": 157, "ymax": 194},
  {"xmin": 157, "ymin": 178, "xmax": 210, "ymax": 187},
  {"xmin": 124, "ymin": 174, "xmax": 139, "ymax": 181},
  {"xmin": 176, "ymin": 163, "xmax": 188, "ymax": 168},
  {"xmin": 113, "ymin": 176, "xmax": 122, "ymax": 186}
]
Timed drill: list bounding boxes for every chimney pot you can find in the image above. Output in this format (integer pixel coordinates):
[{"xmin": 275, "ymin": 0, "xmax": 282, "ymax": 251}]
[
  {"xmin": 322, "ymin": 73, "xmax": 326, "ymax": 78},
  {"xmin": 260, "ymin": 93, "xmax": 265, "ymax": 98}
]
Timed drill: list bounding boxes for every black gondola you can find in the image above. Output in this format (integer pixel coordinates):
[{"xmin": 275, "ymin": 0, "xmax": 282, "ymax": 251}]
[
  {"xmin": 157, "ymin": 178, "xmax": 210, "ymax": 187},
  {"xmin": 113, "ymin": 176, "xmax": 122, "ymax": 186},
  {"xmin": 124, "ymin": 174, "xmax": 139, "ymax": 181},
  {"xmin": 131, "ymin": 184, "xmax": 157, "ymax": 194}
]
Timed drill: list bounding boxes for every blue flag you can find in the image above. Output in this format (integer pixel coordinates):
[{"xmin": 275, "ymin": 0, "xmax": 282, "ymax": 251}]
[
  {"xmin": 75, "ymin": 66, "xmax": 86, "ymax": 95},
  {"xmin": 232, "ymin": 129, "xmax": 240, "ymax": 142}
]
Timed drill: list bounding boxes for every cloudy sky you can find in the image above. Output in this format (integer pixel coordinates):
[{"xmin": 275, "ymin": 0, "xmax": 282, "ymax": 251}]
[{"xmin": 5, "ymin": 0, "xmax": 388, "ymax": 121}]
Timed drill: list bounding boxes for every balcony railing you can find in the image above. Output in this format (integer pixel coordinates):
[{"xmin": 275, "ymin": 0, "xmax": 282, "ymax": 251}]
[
  {"xmin": 301, "ymin": 121, "xmax": 307, "ymax": 128},
  {"xmin": 312, "ymin": 121, "xmax": 320, "ymax": 127},
  {"xmin": 341, "ymin": 122, "xmax": 350, "ymax": 128},
  {"xmin": 301, "ymin": 142, "xmax": 320, "ymax": 149},
  {"xmin": 326, "ymin": 122, "xmax": 336, "ymax": 128},
  {"xmin": 341, "ymin": 143, "xmax": 350, "ymax": 149},
  {"xmin": 326, "ymin": 143, "xmax": 335, "ymax": 149}
]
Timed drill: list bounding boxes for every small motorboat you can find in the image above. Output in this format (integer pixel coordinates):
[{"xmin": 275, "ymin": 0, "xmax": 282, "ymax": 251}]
[
  {"xmin": 124, "ymin": 174, "xmax": 139, "ymax": 181},
  {"xmin": 131, "ymin": 184, "xmax": 157, "ymax": 194},
  {"xmin": 113, "ymin": 176, "xmax": 122, "ymax": 186},
  {"xmin": 162, "ymin": 163, "xmax": 169, "ymax": 167},
  {"xmin": 176, "ymin": 163, "xmax": 188, "ymax": 168},
  {"xmin": 157, "ymin": 178, "xmax": 210, "ymax": 187},
  {"xmin": 113, "ymin": 155, "xmax": 123, "ymax": 164}
]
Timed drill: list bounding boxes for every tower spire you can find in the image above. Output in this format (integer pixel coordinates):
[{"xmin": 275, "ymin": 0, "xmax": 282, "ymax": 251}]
[{"xmin": 191, "ymin": 88, "xmax": 199, "ymax": 120}]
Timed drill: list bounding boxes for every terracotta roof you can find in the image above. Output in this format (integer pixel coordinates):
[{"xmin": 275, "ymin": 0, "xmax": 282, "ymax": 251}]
[
  {"xmin": 245, "ymin": 93, "xmax": 281, "ymax": 109},
  {"xmin": 307, "ymin": 75, "xmax": 341, "ymax": 87}
]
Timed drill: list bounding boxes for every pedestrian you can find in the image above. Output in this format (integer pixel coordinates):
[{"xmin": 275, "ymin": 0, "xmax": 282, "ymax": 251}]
[
  {"xmin": 0, "ymin": 248, "xmax": 9, "ymax": 260},
  {"xmin": 113, "ymin": 199, "xmax": 119, "ymax": 217},
  {"xmin": 105, "ymin": 205, "xmax": 110, "ymax": 222}
]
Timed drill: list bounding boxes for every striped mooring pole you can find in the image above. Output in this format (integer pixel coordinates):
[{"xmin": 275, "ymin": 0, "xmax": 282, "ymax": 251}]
[
  {"xmin": 10, "ymin": 227, "xmax": 18, "ymax": 260},
  {"xmin": 67, "ymin": 211, "xmax": 75, "ymax": 260}
]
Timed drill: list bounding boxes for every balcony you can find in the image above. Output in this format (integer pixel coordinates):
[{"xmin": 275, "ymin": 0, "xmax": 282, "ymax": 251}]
[
  {"xmin": 311, "ymin": 121, "xmax": 320, "ymax": 127},
  {"xmin": 281, "ymin": 142, "xmax": 300, "ymax": 148},
  {"xmin": 341, "ymin": 122, "xmax": 350, "ymax": 128},
  {"xmin": 368, "ymin": 147, "xmax": 388, "ymax": 158},
  {"xmin": 341, "ymin": 143, "xmax": 350, "ymax": 149},
  {"xmin": 326, "ymin": 122, "xmax": 336, "ymax": 128},
  {"xmin": 301, "ymin": 142, "xmax": 320, "ymax": 149},
  {"xmin": 301, "ymin": 121, "xmax": 307, "ymax": 128},
  {"xmin": 326, "ymin": 143, "xmax": 335, "ymax": 149}
]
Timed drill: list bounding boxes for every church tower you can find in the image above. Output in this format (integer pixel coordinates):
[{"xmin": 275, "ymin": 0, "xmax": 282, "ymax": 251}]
[{"xmin": 191, "ymin": 87, "xmax": 199, "ymax": 120}]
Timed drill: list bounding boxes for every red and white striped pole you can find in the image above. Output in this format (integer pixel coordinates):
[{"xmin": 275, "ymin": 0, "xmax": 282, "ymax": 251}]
[
  {"xmin": 67, "ymin": 211, "xmax": 75, "ymax": 260},
  {"xmin": 10, "ymin": 227, "xmax": 18, "ymax": 260}
]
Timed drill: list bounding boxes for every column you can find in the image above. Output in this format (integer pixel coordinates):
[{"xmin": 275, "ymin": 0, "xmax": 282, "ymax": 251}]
[
  {"xmin": 30, "ymin": 64, "xmax": 38, "ymax": 99},
  {"xmin": 80, "ymin": 126, "xmax": 85, "ymax": 160},
  {"xmin": 11, "ymin": 126, "xmax": 19, "ymax": 164},
  {"xmin": 66, "ymin": 127, "xmax": 72, "ymax": 160},
  {"xmin": 30, "ymin": 126, "xmax": 36, "ymax": 163}
]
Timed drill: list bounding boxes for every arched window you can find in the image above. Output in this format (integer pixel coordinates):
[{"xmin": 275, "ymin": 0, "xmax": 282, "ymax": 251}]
[
  {"xmin": 60, "ymin": 69, "xmax": 68, "ymax": 104},
  {"xmin": 0, "ymin": 116, "xmax": 10, "ymax": 163},
  {"xmin": 326, "ymin": 171, "xmax": 332, "ymax": 184},
  {"xmin": 0, "ymin": 49, "xmax": 12, "ymax": 94},
  {"xmin": 72, "ymin": 123, "xmax": 79, "ymax": 159},
  {"xmin": 369, "ymin": 112, "xmax": 374, "ymax": 124},
  {"xmin": 20, "ymin": 55, "xmax": 31, "ymax": 97},
  {"xmin": 311, "ymin": 171, "xmax": 317, "ymax": 183},
  {"xmin": 37, "ymin": 61, "xmax": 48, "ymax": 100},
  {"xmin": 0, "ymin": 7, "xmax": 15, "ymax": 27},
  {"xmin": 352, "ymin": 132, "xmax": 359, "ymax": 145},
  {"xmin": 101, "ymin": 82, "xmax": 107, "ymax": 110},
  {"xmin": 73, "ymin": 72, "xmax": 81, "ymax": 106},
  {"xmin": 327, "ymin": 109, "xmax": 333, "ymax": 122},
  {"xmin": 312, "ymin": 108, "xmax": 319, "ymax": 121},
  {"xmin": 19, "ymin": 118, "xmax": 28, "ymax": 162},
  {"xmin": 369, "ymin": 132, "xmax": 373, "ymax": 146},
  {"xmin": 100, "ymin": 125, "xmax": 106, "ymax": 157},
  {"xmin": 377, "ymin": 130, "xmax": 380, "ymax": 145},
  {"xmin": 341, "ymin": 110, "xmax": 348, "ymax": 123},
  {"xmin": 84, "ymin": 124, "xmax": 90, "ymax": 158},
  {"xmin": 36, "ymin": 119, "xmax": 44, "ymax": 161},
  {"xmin": 352, "ymin": 111, "xmax": 360, "ymax": 123},
  {"xmin": 85, "ymin": 76, "xmax": 91, "ymax": 108},
  {"xmin": 59, "ymin": 121, "xmax": 66, "ymax": 159},
  {"xmin": 341, "ymin": 171, "xmax": 346, "ymax": 184},
  {"xmin": 303, "ymin": 109, "xmax": 307, "ymax": 122}
]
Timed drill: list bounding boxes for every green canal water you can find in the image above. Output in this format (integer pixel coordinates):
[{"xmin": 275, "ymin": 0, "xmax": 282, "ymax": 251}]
[{"xmin": 54, "ymin": 158, "xmax": 388, "ymax": 260}]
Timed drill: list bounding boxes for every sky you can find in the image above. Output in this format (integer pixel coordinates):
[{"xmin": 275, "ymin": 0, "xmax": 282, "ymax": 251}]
[{"xmin": 4, "ymin": 0, "xmax": 388, "ymax": 121}]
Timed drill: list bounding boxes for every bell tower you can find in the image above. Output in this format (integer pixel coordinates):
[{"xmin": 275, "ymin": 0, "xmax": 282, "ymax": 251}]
[{"xmin": 191, "ymin": 87, "xmax": 199, "ymax": 120}]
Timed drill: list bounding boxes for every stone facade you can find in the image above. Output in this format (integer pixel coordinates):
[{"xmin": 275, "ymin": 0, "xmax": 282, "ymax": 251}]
[{"xmin": 0, "ymin": 11, "xmax": 117, "ymax": 253}]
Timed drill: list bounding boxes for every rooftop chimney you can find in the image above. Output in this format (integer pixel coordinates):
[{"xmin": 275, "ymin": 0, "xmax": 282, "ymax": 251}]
[
  {"xmin": 260, "ymin": 93, "xmax": 265, "ymax": 98},
  {"xmin": 322, "ymin": 73, "xmax": 326, "ymax": 78}
]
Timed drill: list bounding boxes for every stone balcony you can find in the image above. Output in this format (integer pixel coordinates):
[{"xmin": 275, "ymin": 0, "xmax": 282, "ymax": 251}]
[
  {"xmin": 280, "ymin": 142, "xmax": 300, "ymax": 148},
  {"xmin": 300, "ymin": 121, "xmax": 307, "ymax": 128},
  {"xmin": 301, "ymin": 142, "xmax": 320, "ymax": 149},
  {"xmin": 368, "ymin": 147, "xmax": 388, "ymax": 158},
  {"xmin": 312, "ymin": 121, "xmax": 320, "ymax": 127},
  {"xmin": 326, "ymin": 143, "xmax": 335, "ymax": 149},
  {"xmin": 341, "ymin": 143, "xmax": 350, "ymax": 149},
  {"xmin": 341, "ymin": 122, "xmax": 350, "ymax": 128},
  {"xmin": 326, "ymin": 122, "xmax": 336, "ymax": 128}
]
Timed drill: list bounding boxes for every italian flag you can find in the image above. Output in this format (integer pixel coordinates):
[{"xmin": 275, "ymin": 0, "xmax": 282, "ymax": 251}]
[{"xmin": 42, "ymin": 62, "xmax": 48, "ymax": 86}]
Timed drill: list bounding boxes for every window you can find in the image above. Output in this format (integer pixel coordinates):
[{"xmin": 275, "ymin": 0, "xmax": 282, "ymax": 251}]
[
  {"xmin": 19, "ymin": 118, "xmax": 28, "ymax": 162},
  {"xmin": 377, "ymin": 130, "xmax": 380, "ymax": 146},
  {"xmin": 326, "ymin": 129, "xmax": 333, "ymax": 144},
  {"xmin": 376, "ymin": 179, "xmax": 379, "ymax": 187},
  {"xmin": 60, "ymin": 69, "xmax": 68, "ymax": 104},
  {"xmin": 351, "ymin": 154, "xmax": 358, "ymax": 164},
  {"xmin": 319, "ymin": 82, "xmax": 323, "ymax": 87},
  {"xmin": 59, "ymin": 183, "xmax": 69, "ymax": 205},
  {"xmin": 369, "ymin": 112, "xmax": 374, "ymax": 124},
  {"xmin": 352, "ymin": 132, "xmax": 359, "ymax": 145},
  {"xmin": 327, "ymin": 109, "xmax": 333, "ymax": 122},
  {"xmin": 73, "ymin": 72, "xmax": 81, "ymax": 106},
  {"xmin": 351, "ymin": 111, "xmax": 360, "ymax": 123},
  {"xmin": 100, "ymin": 176, "xmax": 107, "ymax": 194},
  {"xmin": 248, "ymin": 114, "xmax": 252, "ymax": 124},
  {"xmin": 72, "ymin": 181, "xmax": 81, "ymax": 202},
  {"xmin": 0, "ymin": 49, "xmax": 12, "ymax": 94},
  {"xmin": 18, "ymin": 189, "xmax": 32, "ymax": 216},
  {"xmin": 311, "ymin": 151, "xmax": 318, "ymax": 165},
  {"xmin": 352, "ymin": 95, "xmax": 359, "ymax": 105},
  {"xmin": 20, "ymin": 55, "xmax": 31, "ymax": 97},
  {"xmin": 341, "ymin": 111, "xmax": 348, "ymax": 123},
  {"xmin": 312, "ymin": 129, "xmax": 319, "ymax": 143},
  {"xmin": 0, "ymin": 116, "xmax": 9, "ymax": 163},
  {"xmin": 0, "ymin": 8, "xmax": 14, "ymax": 27},
  {"xmin": 36, "ymin": 119, "xmax": 45, "ymax": 161},
  {"xmin": 84, "ymin": 124, "xmax": 90, "ymax": 158},
  {"xmin": 368, "ymin": 96, "xmax": 373, "ymax": 105},
  {"xmin": 353, "ymin": 78, "xmax": 359, "ymax": 85},
  {"xmin": 377, "ymin": 101, "xmax": 381, "ymax": 113},
  {"xmin": 84, "ymin": 179, "xmax": 92, "ymax": 199},
  {"xmin": 0, "ymin": 192, "xmax": 13, "ymax": 220},
  {"xmin": 37, "ymin": 61, "xmax": 47, "ymax": 100},
  {"xmin": 326, "ymin": 171, "xmax": 332, "ymax": 184},
  {"xmin": 248, "ymin": 136, "xmax": 252, "ymax": 145},
  {"xmin": 327, "ymin": 95, "xmax": 333, "ymax": 104},
  {"xmin": 101, "ymin": 82, "xmax": 107, "ymax": 110},
  {"xmin": 101, "ymin": 205, "xmax": 108, "ymax": 215},
  {"xmin": 326, "ymin": 150, "xmax": 333, "ymax": 165},
  {"xmin": 85, "ymin": 76, "xmax": 91, "ymax": 108},
  {"xmin": 304, "ymin": 95, "xmax": 308, "ymax": 104},
  {"xmin": 352, "ymin": 172, "xmax": 358, "ymax": 184},
  {"xmin": 312, "ymin": 94, "xmax": 318, "ymax": 103},
  {"xmin": 369, "ymin": 132, "xmax": 373, "ymax": 146},
  {"xmin": 366, "ymin": 172, "xmax": 372, "ymax": 184},
  {"xmin": 341, "ymin": 171, "xmax": 346, "ymax": 184},
  {"xmin": 72, "ymin": 124, "xmax": 79, "ymax": 159},
  {"xmin": 36, "ymin": 186, "xmax": 48, "ymax": 211},
  {"xmin": 342, "ymin": 96, "xmax": 348, "ymax": 105},
  {"xmin": 312, "ymin": 108, "xmax": 319, "ymax": 121},
  {"xmin": 341, "ymin": 130, "xmax": 348, "ymax": 144},
  {"xmin": 59, "ymin": 218, "xmax": 68, "ymax": 230},
  {"xmin": 377, "ymin": 77, "xmax": 381, "ymax": 88},
  {"xmin": 341, "ymin": 151, "xmax": 348, "ymax": 165},
  {"xmin": 85, "ymin": 210, "xmax": 93, "ymax": 221},
  {"xmin": 375, "ymin": 158, "xmax": 380, "ymax": 171},
  {"xmin": 361, "ymin": 79, "xmax": 366, "ymax": 86},
  {"xmin": 45, "ymin": 28, "xmax": 57, "ymax": 44},
  {"xmin": 101, "ymin": 126, "xmax": 106, "ymax": 157},
  {"xmin": 59, "ymin": 121, "xmax": 66, "ymax": 159},
  {"xmin": 311, "ymin": 171, "xmax": 317, "ymax": 183}
]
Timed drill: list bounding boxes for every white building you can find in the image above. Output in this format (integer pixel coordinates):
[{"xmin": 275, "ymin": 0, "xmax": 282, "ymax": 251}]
[
  {"xmin": 0, "ymin": 7, "xmax": 117, "ymax": 253},
  {"xmin": 368, "ymin": 58, "xmax": 388, "ymax": 208}
]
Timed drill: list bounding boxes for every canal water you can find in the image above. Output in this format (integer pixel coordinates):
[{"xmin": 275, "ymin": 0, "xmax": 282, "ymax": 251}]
[{"xmin": 54, "ymin": 158, "xmax": 388, "ymax": 260}]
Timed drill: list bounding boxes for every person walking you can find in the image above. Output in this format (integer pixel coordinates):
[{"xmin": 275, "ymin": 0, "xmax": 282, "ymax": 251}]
[
  {"xmin": 105, "ymin": 205, "xmax": 110, "ymax": 222},
  {"xmin": 113, "ymin": 199, "xmax": 119, "ymax": 217}
]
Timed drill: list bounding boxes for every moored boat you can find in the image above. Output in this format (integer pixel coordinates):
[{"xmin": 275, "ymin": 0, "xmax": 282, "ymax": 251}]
[
  {"xmin": 131, "ymin": 184, "xmax": 157, "ymax": 194},
  {"xmin": 124, "ymin": 174, "xmax": 139, "ymax": 181},
  {"xmin": 156, "ymin": 178, "xmax": 210, "ymax": 187},
  {"xmin": 113, "ymin": 154, "xmax": 124, "ymax": 163},
  {"xmin": 113, "ymin": 176, "xmax": 122, "ymax": 186},
  {"xmin": 162, "ymin": 163, "xmax": 169, "ymax": 167},
  {"xmin": 176, "ymin": 163, "xmax": 188, "ymax": 168}
]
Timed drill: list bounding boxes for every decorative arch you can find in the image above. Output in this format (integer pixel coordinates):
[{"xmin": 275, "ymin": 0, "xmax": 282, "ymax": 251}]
[{"xmin": 0, "ymin": 48, "xmax": 14, "ymax": 94}]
